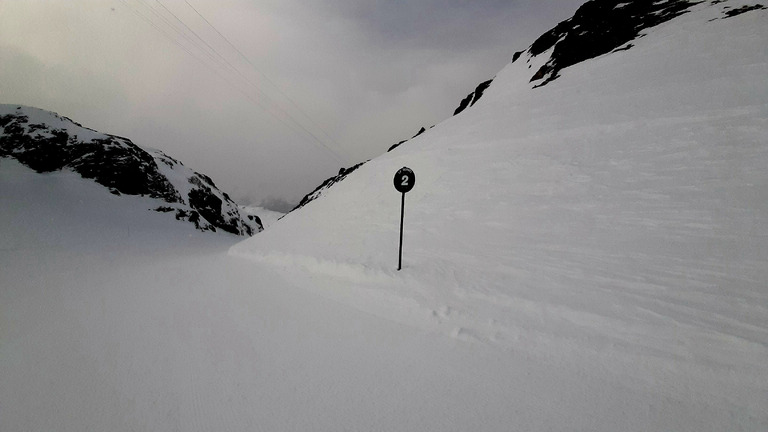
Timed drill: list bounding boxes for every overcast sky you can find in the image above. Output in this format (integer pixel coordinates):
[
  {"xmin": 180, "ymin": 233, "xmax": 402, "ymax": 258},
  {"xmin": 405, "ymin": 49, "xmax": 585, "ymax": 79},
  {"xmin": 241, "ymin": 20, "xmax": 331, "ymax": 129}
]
[{"xmin": 0, "ymin": 0, "xmax": 585, "ymax": 209}]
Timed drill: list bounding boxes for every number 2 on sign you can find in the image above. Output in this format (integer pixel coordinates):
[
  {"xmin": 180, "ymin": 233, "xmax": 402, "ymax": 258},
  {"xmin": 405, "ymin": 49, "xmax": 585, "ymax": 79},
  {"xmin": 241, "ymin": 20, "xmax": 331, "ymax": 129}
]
[{"xmin": 393, "ymin": 166, "xmax": 414, "ymax": 193}]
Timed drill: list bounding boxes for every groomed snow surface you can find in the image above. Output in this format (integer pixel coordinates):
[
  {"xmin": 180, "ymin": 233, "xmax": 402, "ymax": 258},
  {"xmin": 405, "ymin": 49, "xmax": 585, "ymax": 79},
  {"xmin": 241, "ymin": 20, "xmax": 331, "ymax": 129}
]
[{"xmin": 2, "ymin": 2, "xmax": 767, "ymax": 430}]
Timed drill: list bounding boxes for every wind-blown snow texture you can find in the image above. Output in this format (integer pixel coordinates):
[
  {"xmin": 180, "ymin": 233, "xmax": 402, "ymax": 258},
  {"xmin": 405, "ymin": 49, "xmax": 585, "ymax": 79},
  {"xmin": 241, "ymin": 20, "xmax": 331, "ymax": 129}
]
[
  {"xmin": 232, "ymin": 0, "xmax": 768, "ymax": 426},
  {"xmin": 8, "ymin": 156, "xmax": 720, "ymax": 432},
  {"xmin": 2, "ymin": 0, "xmax": 768, "ymax": 430},
  {"xmin": 0, "ymin": 105, "xmax": 261, "ymax": 235}
]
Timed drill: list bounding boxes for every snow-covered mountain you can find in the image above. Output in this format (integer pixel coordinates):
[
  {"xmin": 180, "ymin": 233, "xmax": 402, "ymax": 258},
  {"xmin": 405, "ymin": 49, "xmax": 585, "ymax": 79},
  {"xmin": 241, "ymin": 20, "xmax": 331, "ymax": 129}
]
[
  {"xmin": 232, "ymin": 0, "xmax": 767, "ymax": 411},
  {"xmin": 292, "ymin": 0, "xmax": 740, "ymax": 211},
  {"xmin": 0, "ymin": 105, "xmax": 261, "ymax": 235},
  {"xmin": 2, "ymin": 0, "xmax": 768, "ymax": 430}
]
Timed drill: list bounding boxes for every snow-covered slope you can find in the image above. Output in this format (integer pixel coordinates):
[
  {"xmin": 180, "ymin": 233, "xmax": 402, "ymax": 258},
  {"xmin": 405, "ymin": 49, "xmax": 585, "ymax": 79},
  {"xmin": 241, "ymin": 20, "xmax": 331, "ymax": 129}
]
[
  {"xmin": 0, "ymin": 105, "xmax": 261, "ymax": 235},
  {"xmin": 8, "ymin": 156, "xmax": 756, "ymax": 431},
  {"xmin": 232, "ymin": 0, "xmax": 768, "ymax": 417},
  {"xmin": 2, "ymin": 0, "xmax": 768, "ymax": 430}
]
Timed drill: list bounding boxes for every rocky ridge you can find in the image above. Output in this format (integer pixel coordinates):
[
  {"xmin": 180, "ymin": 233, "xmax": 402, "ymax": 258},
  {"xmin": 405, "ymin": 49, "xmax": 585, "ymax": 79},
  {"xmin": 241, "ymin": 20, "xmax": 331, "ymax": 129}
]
[{"xmin": 0, "ymin": 105, "xmax": 261, "ymax": 235}]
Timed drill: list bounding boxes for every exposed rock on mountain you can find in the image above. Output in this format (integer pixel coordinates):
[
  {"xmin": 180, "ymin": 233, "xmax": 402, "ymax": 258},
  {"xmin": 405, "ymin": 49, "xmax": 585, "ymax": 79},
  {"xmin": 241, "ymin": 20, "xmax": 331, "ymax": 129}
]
[
  {"xmin": 721, "ymin": 3, "xmax": 766, "ymax": 17},
  {"xmin": 0, "ymin": 105, "xmax": 261, "ymax": 235},
  {"xmin": 387, "ymin": 126, "xmax": 431, "ymax": 153},
  {"xmin": 524, "ymin": 0, "xmax": 702, "ymax": 87},
  {"xmin": 289, "ymin": 161, "xmax": 367, "ymax": 213},
  {"xmin": 464, "ymin": 0, "xmax": 766, "ymax": 93},
  {"xmin": 453, "ymin": 78, "xmax": 494, "ymax": 116}
]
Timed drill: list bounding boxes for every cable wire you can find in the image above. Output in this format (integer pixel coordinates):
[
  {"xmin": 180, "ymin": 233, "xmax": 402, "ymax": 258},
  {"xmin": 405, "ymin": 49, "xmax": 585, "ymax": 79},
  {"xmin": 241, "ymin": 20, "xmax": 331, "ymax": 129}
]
[
  {"xmin": 158, "ymin": 0, "xmax": 346, "ymax": 164},
  {"xmin": 116, "ymin": 0, "xmax": 347, "ymax": 165},
  {"xmin": 183, "ymin": 0, "xmax": 345, "ymax": 157}
]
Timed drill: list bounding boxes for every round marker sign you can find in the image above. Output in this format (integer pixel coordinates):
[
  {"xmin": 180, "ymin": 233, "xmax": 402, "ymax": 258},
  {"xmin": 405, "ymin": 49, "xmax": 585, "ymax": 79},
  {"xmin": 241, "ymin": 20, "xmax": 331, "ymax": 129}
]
[{"xmin": 394, "ymin": 167, "xmax": 415, "ymax": 193}]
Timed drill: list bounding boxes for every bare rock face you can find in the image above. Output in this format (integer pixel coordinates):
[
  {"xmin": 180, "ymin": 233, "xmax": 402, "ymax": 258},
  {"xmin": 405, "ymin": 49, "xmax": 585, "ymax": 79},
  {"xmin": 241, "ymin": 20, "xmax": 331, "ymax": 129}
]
[
  {"xmin": 453, "ymin": 79, "xmax": 494, "ymax": 116},
  {"xmin": 0, "ymin": 105, "xmax": 261, "ymax": 236},
  {"xmin": 289, "ymin": 161, "xmax": 367, "ymax": 213},
  {"xmin": 458, "ymin": 0, "xmax": 757, "ymax": 110},
  {"xmin": 525, "ymin": 0, "xmax": 702, "ymax": 87}
]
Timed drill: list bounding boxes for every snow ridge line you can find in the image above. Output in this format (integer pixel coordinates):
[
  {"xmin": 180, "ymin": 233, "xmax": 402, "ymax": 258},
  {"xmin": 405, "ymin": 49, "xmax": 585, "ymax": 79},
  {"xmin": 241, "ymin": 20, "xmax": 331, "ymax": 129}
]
[{"xmin": 228, "ymin": 248, "xmax": 399, "ymax": 284}]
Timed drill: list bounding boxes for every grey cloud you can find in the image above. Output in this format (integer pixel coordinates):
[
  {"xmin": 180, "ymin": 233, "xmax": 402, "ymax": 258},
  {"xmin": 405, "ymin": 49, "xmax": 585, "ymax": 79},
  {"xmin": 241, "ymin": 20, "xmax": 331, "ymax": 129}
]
[{"xmin": 1, "ymin": 0, "xmax": 587, "ymax": 206}]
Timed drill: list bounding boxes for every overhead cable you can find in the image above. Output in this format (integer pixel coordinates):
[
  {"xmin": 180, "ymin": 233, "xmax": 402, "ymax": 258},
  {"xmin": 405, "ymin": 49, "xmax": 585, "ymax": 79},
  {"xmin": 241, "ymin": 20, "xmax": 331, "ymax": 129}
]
[
  {"xmin": 117, "ymin": 0, "xmax": 348, "ymax": 165},
  {"xmin": 183, "ymin": 0, "xmax": 345, "ymax": 158}
]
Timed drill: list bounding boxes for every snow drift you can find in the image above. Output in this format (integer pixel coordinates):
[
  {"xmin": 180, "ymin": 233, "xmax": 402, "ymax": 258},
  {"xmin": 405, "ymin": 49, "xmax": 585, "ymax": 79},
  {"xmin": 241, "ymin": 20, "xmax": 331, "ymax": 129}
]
[{"xmin": 231, "ymin": 0, "xmax": 768, "ymax": 418}]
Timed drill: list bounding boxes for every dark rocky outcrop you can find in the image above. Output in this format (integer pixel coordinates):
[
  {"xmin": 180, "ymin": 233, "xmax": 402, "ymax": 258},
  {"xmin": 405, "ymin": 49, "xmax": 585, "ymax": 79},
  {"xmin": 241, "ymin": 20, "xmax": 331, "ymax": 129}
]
[
  {"xmin": 288, "ymin": 161, "xmax": 367, "ymax": 214},
  {"xmin": 0, "ymin": 105, "xmax": 261, "ymax": 235},
  {"xmin": 453, "ymin": 78, "xmax": 495, "ymax": 116},
  {"xmin": 387, "ymin": 126, "xmax": 431, "ymax": 152},
  {"xmin": 526, "ymin": 0, "xmax": 702, "ymax": 87},
  {"xmin": 0, "ymin": 110, "xmax": 179, "ymax": 200},
  {"xmin": 721, "ymin": 4, "xmax": 766, "ymax": 17}
]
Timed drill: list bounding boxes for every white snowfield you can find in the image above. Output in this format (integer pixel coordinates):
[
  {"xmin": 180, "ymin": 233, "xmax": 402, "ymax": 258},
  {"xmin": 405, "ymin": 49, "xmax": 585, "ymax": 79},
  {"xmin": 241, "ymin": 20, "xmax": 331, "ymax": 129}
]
[
  {"xmin": 231, "ymin": 0, "xmax": 768, "ymax": 425},
  {"xmin": 1, "ymin": 1, "xmax": 767, "ymax": 431}
]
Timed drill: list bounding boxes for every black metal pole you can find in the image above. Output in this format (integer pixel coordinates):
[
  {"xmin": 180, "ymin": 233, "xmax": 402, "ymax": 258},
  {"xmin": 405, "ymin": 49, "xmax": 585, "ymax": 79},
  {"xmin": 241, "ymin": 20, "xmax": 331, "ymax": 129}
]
[{"xmin": 398, "ymin": 191, "xmax": 405, "ymax": 271}]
